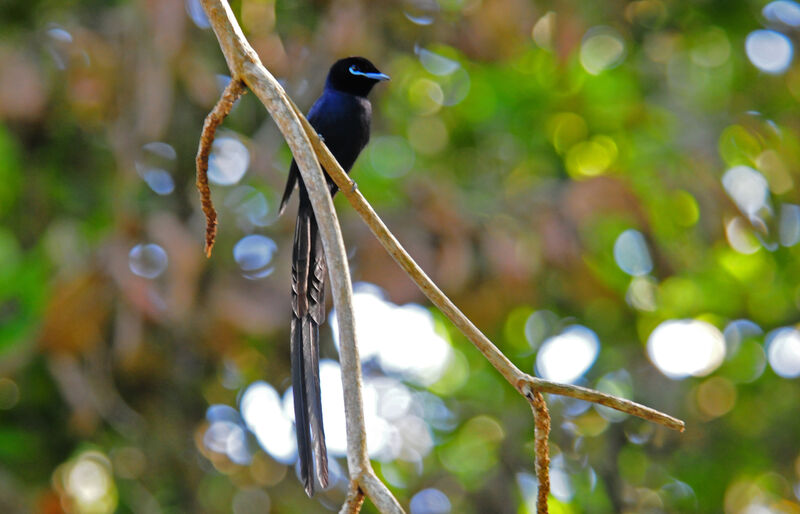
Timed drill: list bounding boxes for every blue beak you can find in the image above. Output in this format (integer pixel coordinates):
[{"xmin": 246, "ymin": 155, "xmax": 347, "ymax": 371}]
[{"xmin": 363, "ymin": 72, "xmax": 390, "ymax": 81}]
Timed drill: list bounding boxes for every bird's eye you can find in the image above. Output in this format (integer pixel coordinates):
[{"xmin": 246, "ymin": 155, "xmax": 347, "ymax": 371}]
[{"xmin": 348, "ymin": 65, "xmax": 360, "ymax": 75}]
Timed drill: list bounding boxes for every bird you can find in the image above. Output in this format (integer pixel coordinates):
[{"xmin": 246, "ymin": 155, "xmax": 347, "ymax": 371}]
[{"xmin": 278, "ymin": 57, "xmax": 389, "ymax": 497}]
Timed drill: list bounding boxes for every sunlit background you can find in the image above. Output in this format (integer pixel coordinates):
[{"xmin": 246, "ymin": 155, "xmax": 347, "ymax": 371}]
[{"xmin": 2, "ymin": 0, "xmax": 800, "ymax": 512}]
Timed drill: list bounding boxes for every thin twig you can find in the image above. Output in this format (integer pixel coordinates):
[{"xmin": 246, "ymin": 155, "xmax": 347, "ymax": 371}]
[
  {"xmin": 526, "ymin": 388, "xmax": 550, "ymax": 514},
  {"xmin": 195, "ymin": 79, "xmax": 246, "ymax": 257},
  {"xmin": 288, "ymin": 100, "xmax": 686, "ymax": 434},
  {"xmin": 359, "ymin": 471, "xmax": 404, "ymax": 514},
  {"xmin": 523, "ymin": 378, "xmax": 684, "ymax": 432}
]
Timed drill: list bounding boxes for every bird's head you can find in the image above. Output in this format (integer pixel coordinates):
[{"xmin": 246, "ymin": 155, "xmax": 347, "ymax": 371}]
[{"xmin": 325, "ymin": 57, "xmax": 390, "ymax": 97}]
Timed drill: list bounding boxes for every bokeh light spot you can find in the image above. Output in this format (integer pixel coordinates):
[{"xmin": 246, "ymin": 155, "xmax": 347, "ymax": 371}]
[
  {"xmin": 565, "ymin": 137, "xmax": 616, "ymax": 177},
  {"xmin": 725, "ymin": 217, "xmax": 761, "ymax": 255},
  {"xmin": 226, "ymin": 186, "xmax": 271, "ymax": 228},
  {"xmin": 719, "ymin": 125, "xmax": 761, "ymax": 167},
  {"xmin": 208, "ymin": 136, "xmax": 250, "ymax": 186},
  {"xmin": 524, "ymin": 310, "xmax": 558, "ymax": 350},
  {"xmin": 315, "ymin": 360, "xmax": 348, "ymax": 456},
  {"xmin": 410, "ymin": 488, "xmax": 451, "ymax": 514},
  {"xmin": 403, "ymin": 0, "xmax": 438, "ymax": 25},
  {"xmin": 724, "ymin": 319, "xmax": 763, "ymax": 352},
  {"xmin": 241, "ymin": 381, "xmax": 296, "ymax": 463},
  {"xmin": 757, "ymin": 150, "xmax": 794, "ymax": 194},
  {"xmin": 330, "ymin": 284, "xmax": 452, "ymax": 386},
  {"xmin": 536, "ymin": 325, "xmax": 600, "ymax": 383},
  {"xmin": 580, "ymin": 27, "xmax": 626, "ymax": 75},
  {"xmin": 128, "ymin": 243, "xmax": 168, "ymax": 279},
  {"xmin": 45, "ymin": 25, "xmax": 77, "ymax": 70},
  {"xmin": 722, "ymin": 166, "xmax": 770, "ymax": 218},
  {"xmin": 690, "ymin": 27, "xmax": 731, "ymax": 68},
  {"xmin": 763, "ymin": 1, "xmax": 800, "ymax": 27},
  {"xmin": 136, "ymin": 142, "xmax": 176, "ymax": 195},
  {"xmin": 417, "ymin": 47, "xmax": 460, "ymax": 76},
  {"xmin": 779, "ymin": 204, "xmax": 800, "ymax": 246},
  {"xmin": 203, "ymin": 417, "xmax": 250, "ymax": 465},
  {"xmin": 142, "ymin": 141, "xmax": 176, "ymax": 160},
  {"xmin": 61, "ymin": 451, "xmax": 117, "ymax": 513},
  {"xmin": 141, "ymin": 168, "xmax": 174, "ymax": 195},
  {"xmin": 550, "ymin": 455, "xmax": 575, "ymax": 501},
  {"xmin": 626, "ymin": 276, "xmax": 658, "ymax": 311},
  {"xmin": 647, "ymin": 319, "xmax": 725, "ymax": 379},
  {"xmin": 547, "ymin": 112, "xmax": 588, "ymax": 154},
  {"xmin": 408, "ymin": 79, "xmax": 444, "ymax": 115},
  {"xmin": 532, "ymin": 11, "xmax": 556, "ymax": 49},
  {"xmin": 671, "ymin": 190, "xmax": 700, "ymax": 226},
  {"xmin": 614, "ymin": 229, "xmax": 653, "ymax": 276},
  {"xmin": 185, "ymin": 0, "xmax": 211, "ymax": 29},
  {"xmin": 766, "ymin": 327, "xmax": 800, "ymax": 378},
  {"xmin": 661, "ymin": 480, "xmax": 699, "ymax": 512},
  {"xmin": 233, "ymin": 234, "xmax": 276, "ymax": 279},
  {"xmin": 438, "ymin": 68, "xmax": 471, "ymax": 106},
  {"xmin": 696, "ymin": 376, "xmax": 736, "ymax": 418},
  {"xmin": 745, "ymin": 30, "xmax": 793, "ymax": 74}
]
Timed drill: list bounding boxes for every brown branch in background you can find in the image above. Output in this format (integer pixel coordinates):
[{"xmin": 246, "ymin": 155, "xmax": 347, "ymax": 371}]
[
  {"xmin": 527, "ymin": 388, "xmax": 551, "ymax": 514},
  {"xmin": 195, "ymin": 79, "xmax": 246, "ymax": 257}
]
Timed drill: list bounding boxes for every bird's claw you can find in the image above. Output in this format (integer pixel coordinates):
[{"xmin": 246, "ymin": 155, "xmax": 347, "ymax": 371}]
[
  {"xmin": 317, "ymin": 132, "xmax": 325, "ymax": 143},
  {"xmin": 350, "ymin": 181, "xmax": 358, "ymax": 193}
]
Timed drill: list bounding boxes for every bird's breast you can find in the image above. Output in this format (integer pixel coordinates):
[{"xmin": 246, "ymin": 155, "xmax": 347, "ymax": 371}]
[{"xmin": 309, "ymin": 92, "xmax": 372, "ymax": 173}]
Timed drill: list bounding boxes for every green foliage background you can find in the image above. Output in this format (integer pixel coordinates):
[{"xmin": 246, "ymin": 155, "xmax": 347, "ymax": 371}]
[{"xmin": 1, "ymin": 0, "xmax": 799, "ymax": 512}]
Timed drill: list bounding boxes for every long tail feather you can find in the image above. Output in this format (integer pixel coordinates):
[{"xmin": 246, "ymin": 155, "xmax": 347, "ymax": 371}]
[
  {"xmin": 291, "ymin": 200, "xmax": 314, "ymax": 496},
  {"xmin": 290, "ymin": 313, "xmax": 314, "ymax": 496},
  {"xmin": 307, "ymin": 217, "xmax": 328, "ymax": 488},
  {"xmin": 291, "ymin": 191, "xmax": 329, "ymax": 496}
]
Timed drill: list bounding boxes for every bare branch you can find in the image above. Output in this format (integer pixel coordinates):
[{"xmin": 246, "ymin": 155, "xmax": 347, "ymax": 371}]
[
  {"xmin": 522, "ymin": 378, "xmax": 685, "ymax": 432},
  {"xmin": 527, "ymin": 388, "xmax": 551, "ymax": 514},
  {"xmin": 359, "ymin": 471, "xmax": 404, "ymax": 514},
  {"xmin": 195, "ymin": 79, "xmax": 246, "ymax": 257}
]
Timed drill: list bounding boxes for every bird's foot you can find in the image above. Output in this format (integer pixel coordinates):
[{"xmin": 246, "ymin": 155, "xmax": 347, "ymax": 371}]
[
  {"xmin": 350, "ymin": 181, "xmax": 358, "ymax": 193},
  {"xmin": 317, "ymin": 132, "xmax": 325, "ymax": 143}
]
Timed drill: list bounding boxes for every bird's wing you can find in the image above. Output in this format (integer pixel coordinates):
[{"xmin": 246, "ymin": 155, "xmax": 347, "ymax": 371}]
[{"xmin": 278, "ymin": 94, "xmax": 332, "ymax": 216}]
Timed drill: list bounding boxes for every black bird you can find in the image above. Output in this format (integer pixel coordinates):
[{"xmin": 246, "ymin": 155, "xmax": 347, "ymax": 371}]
[{"xmin": 278, "ymin": 57, "xmax": 389, "ymax": 496}]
